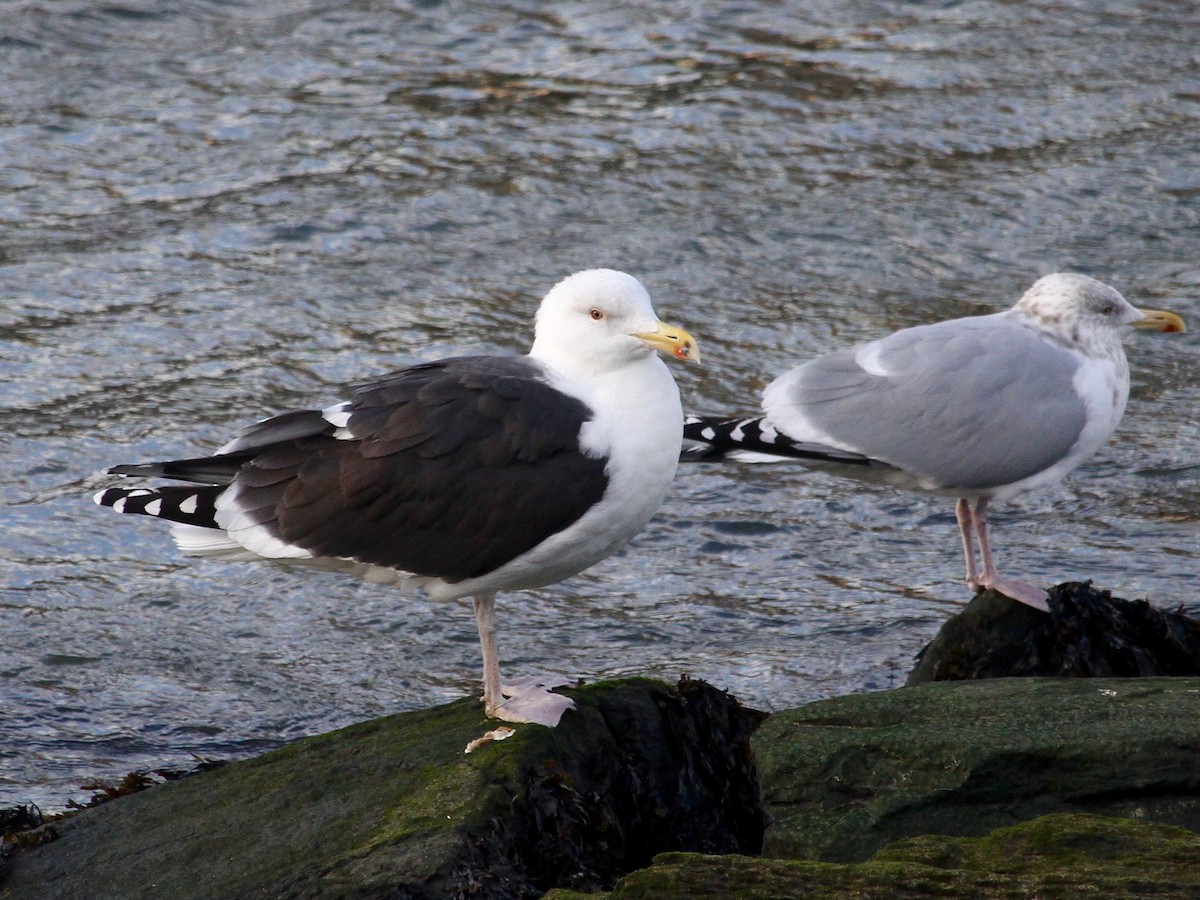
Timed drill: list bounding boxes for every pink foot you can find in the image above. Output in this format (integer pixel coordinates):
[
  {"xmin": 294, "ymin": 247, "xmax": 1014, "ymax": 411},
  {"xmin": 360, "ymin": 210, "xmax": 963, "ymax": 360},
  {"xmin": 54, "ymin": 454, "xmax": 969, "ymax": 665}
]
[
  {"xmin": 486, "ymin": 675, "xmax": 576, "ymax": 727},
  {"xmin": 974, "ymin": 577, "xmax": 1050, "ymax": 613}
]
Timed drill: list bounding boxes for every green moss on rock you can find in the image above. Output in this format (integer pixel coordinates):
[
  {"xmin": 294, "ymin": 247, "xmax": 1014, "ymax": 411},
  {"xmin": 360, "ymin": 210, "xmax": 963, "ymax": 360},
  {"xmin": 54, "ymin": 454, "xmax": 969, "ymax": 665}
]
[
  {"xmin": 2, "ymin": 678, "xmax": 765, "ymax": 900},
  {"xmin": 754, "ymin": 677, "xmax": 1200, "ymax": 863},
  {"xmin": 593, "ymin": 814, "xmax": 1200, "ymax": 898}
]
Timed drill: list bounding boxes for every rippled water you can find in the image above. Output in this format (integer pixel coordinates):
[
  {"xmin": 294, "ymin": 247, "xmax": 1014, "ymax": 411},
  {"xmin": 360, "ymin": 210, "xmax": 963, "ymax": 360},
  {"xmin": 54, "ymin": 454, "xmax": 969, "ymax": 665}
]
[{"xmin": 2, "ymin": 0, "xmax": 1198, "ymax": 810}]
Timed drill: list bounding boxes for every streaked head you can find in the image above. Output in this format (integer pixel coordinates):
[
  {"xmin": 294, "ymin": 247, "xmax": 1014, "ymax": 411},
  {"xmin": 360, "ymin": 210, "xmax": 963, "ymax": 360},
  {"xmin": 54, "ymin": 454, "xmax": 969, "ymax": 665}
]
[{"xmin": 1015, "ymin": 273, "xmax": 1184, "ymax": 347}]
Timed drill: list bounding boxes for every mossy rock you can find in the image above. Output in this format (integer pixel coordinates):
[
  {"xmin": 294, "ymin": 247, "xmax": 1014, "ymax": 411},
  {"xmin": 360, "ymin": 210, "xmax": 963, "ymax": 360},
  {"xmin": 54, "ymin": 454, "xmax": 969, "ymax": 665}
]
[
  {"xmin": 754, "ymin": 676, "xmax": 1200, "ymax": 863},
  {"xmin": 559, "ymin": 813, "xmax": 1200, "ymax": 898},
  {"xmin": 1, "ymin": 677, "xmax": 766, "ymax": 899}
]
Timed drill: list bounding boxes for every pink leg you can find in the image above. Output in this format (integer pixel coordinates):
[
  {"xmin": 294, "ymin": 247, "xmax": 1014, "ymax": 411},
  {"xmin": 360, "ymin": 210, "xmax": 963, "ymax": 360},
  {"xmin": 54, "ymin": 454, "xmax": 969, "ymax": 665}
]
[
  {"xmin": 968, "ymin": 499, "xmax": 1050, "ymax": 613},
  {"xmin": 473, "ymin": 595, "xmax": 504, "ymax": 715},
  {"xmin": 472, "ymin": 594, "xmax": 575, "ymax": 726},
  {"xmin": 973, "ymin": 497, "xmax": 1000, "ymax": 586},
  {"xmin": 955, "ymin": 497, "xmax": 981, "ymax": 589}
]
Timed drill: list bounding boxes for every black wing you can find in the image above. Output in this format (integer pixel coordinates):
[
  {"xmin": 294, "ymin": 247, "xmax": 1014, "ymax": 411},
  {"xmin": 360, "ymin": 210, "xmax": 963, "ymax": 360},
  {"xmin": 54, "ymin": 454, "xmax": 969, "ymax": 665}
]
[{"xmin": 105, "ymin": 357, "xmax": 610, "ymax": 583}]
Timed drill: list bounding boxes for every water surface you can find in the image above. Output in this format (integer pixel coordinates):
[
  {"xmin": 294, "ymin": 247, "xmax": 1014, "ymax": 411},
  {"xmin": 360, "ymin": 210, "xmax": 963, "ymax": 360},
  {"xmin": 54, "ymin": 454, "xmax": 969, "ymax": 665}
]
[{"xmin": 2, "ymin": 0, "xmax": 1198, "ymax": 809}]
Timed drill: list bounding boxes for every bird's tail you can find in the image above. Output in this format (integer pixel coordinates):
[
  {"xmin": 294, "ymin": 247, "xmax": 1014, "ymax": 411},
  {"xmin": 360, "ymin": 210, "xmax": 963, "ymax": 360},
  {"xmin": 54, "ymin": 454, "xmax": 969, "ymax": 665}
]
[
  {"xmin": 682, "ymin": 415, "xmax": 874, "ymax": 466},
  {"xmin": 104, "ymin": 452, "xmax": 250, "ymax": 486},
  {"xmin": 93, "ymin": 484, "xmax": 223, "ymax": 529}
]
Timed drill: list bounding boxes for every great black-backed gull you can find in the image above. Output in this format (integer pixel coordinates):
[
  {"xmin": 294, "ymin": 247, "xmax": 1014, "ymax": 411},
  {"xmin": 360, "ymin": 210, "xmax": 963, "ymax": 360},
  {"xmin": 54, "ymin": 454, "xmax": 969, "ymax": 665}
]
[
  {"xmin": 683, "ymin": 273, "xmax": 1183, "ymax": 610},
  {"xmin": 97, "ymin": 269, "xmax": 699, "ymax": 727}
]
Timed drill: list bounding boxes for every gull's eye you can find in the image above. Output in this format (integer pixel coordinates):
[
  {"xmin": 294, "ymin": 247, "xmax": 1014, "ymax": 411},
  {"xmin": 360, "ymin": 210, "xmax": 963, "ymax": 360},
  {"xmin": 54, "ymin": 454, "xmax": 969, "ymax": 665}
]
[
  {"xmin": 589, "ymin": 308, "xmax": 605, "ymax": 321},
  {"xmin": 1100, "ymin": 304, "xmax": 1114, "ymax": 316}
]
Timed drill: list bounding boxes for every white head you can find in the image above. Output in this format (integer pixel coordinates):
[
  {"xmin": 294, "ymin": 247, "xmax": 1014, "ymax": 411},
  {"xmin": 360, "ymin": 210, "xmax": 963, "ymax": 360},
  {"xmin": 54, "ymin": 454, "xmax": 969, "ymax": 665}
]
[
  {"xmin": 1013, "ymin": 272, "xmax": 1184, "ymax": 356},
  {"xmin": 530, "ymin": 269, "xmax": 699, "ymax": 376}
]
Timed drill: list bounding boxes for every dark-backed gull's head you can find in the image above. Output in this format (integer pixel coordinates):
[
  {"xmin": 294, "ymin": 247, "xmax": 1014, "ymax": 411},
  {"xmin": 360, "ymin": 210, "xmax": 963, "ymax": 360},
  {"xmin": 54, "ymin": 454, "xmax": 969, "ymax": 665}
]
[
  {"xmin": 531, "ymin": 269, "xmax": 700, "ymax": 374},
  {"xmin": 1013, "ymin": 272, "xmax": 1184, "ymax": 354}
]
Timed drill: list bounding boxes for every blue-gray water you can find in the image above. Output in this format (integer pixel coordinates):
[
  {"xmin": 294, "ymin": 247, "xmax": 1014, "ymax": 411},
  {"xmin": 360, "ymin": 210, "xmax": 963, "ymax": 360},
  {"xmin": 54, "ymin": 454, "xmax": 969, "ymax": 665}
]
[{"xmin": 2, "ymin": 0, "xmax": 1198, "ymax": 811}]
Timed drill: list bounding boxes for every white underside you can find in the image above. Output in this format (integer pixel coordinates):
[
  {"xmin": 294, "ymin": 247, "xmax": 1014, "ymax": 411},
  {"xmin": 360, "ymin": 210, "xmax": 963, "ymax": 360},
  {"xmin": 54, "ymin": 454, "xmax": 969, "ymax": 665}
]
[{"xmin": 170, "ymin": 522, "xmax": 419, "ymax": 584}]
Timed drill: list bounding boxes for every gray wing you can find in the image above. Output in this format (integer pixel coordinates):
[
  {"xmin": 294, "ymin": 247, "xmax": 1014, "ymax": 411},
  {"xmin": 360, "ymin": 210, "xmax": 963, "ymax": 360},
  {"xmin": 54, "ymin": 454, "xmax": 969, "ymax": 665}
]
[{"xmin": 761, "ymin": 316, "xmax": 1089, "ymax": 491}]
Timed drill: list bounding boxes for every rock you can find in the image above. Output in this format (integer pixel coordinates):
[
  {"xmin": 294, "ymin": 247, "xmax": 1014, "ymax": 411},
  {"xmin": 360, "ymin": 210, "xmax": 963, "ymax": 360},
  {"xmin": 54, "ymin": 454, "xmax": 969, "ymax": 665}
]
[
  {"xmin": 559, "ymin": 813, "xmax": 1200, "ymax": 899},
  {"xmin": 908, "ymin": 582, "xmax": 1200, "ymax": 683},
  {"xmin": 754, "ymin": 677, "xmax": 1200, "ymax": 863},
  {"xmin": 0, "ymin": 677, "xmax": 766, "ymax": 900},
  {"xmin": 11, "ymin": 664, "xmax": 1200, "ymax": 896}
]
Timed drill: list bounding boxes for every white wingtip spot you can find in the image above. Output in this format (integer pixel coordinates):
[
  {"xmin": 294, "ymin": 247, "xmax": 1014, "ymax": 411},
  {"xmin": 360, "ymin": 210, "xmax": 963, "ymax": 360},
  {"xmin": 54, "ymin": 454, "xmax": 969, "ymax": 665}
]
[
  {"xmin": 144, "ymin": 498, "xmax": 162, "ymax": 517},
  {"xmin": 179, "ymin": 495, "xmax": 199, "ymax": 516},
  {"xmin": 323, "ymin": 402, "xmax": 352, "ymax": 429},
  {"xmin": 700, "ymin": 427, "xmax": 716, "ymax": 441},
  {"xmin": 112, "ymin": 497, "xmax": 128, "ymax": 513},
  {"xmin": 93, "ymin": 490, "xmax": 106, "ymax": 506}
]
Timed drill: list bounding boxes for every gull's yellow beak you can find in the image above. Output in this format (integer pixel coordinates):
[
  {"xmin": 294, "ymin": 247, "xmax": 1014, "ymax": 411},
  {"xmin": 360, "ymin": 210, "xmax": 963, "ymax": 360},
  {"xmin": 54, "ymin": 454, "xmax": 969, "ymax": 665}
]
[
  {"xmin": 1132, "ymin": 308, "xmax": 1186, "ymax": 333},
  {"xmin": 633, "ymin": 319, "xmax": 702, "ymax": 364}
]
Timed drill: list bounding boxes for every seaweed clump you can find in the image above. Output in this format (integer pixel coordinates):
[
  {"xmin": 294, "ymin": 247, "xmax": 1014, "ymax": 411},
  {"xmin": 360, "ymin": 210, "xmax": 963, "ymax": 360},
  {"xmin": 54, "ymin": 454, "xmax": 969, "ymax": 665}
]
[{"xmin": 910, "ymin": 581, "xmax": 1200, "ymax": 682}]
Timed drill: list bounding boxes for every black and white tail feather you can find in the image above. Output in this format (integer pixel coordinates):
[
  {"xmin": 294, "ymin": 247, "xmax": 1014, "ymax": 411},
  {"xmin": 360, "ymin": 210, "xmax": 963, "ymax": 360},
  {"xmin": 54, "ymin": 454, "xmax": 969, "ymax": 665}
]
[
  {"xmin": 682, "ymin": 414, "xmax": 876, "ymax": 467},
  {"xmin": 93, "ymin": 408, "xmax": 333, "ymax": 531},
  {"xmin": 95, "ymin": 483, "xmax": 222, "ymax": 529},
  {"xmin": 92, "ymin": 405, "xmax": 343, "ymax": 567}
]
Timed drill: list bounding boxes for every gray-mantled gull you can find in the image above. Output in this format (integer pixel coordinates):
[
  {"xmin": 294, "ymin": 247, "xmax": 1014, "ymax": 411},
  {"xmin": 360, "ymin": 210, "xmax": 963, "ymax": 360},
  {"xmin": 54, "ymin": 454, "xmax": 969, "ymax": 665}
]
[
  {"xmin": 96, "ymin": 269, "xmax": 700, "ymax": 728},
  {"xmin": 683, "ymin": 273, "xmax": 1183, "ymax": 611}
]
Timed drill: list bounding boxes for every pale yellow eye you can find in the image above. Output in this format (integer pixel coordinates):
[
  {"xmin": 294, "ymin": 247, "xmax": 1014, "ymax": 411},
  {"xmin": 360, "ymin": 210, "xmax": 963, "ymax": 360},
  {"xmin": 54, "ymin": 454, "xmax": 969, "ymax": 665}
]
[{"xmin": 589, "ymin": 308, "xmax": 604, "ymax": 321}]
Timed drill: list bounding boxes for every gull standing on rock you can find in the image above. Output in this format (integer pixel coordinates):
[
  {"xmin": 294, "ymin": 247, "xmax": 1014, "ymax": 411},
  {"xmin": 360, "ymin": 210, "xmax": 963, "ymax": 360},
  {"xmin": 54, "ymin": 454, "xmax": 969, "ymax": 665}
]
[
  {"xmin": 683, "ymin": 273, "xmax": 1183, "ymax": 611},
  {"xmin": 96, "ymin": 269, "xmax": 700, "ymax": 727}
]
